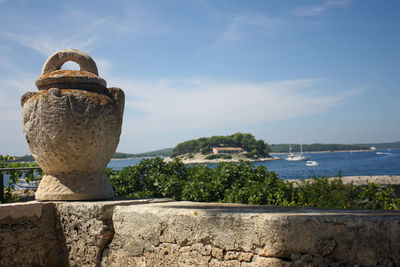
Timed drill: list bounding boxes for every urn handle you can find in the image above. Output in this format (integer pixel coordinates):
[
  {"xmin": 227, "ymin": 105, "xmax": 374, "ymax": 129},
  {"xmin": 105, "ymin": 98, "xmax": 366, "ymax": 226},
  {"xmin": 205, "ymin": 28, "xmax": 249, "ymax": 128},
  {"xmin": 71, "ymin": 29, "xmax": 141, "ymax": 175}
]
[{"xmin": 41, "ymin": 49, "xmax": 99, "ymax": 76}]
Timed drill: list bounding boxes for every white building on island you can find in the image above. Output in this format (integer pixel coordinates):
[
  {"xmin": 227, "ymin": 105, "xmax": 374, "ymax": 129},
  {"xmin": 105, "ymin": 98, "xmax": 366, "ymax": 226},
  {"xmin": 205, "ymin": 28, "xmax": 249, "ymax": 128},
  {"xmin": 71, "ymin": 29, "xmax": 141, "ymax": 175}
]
[{"xmin": 212, "ymin": 147, "xmax": 244, "ymax": 154}]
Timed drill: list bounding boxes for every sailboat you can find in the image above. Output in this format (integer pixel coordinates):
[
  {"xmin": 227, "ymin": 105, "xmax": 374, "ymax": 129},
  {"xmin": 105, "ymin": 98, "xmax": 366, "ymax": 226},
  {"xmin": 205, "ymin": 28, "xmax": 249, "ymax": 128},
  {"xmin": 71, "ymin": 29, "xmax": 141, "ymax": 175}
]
[{"xmin": 285, "ymin": 143, "xmax": 309, "ymax": 161}]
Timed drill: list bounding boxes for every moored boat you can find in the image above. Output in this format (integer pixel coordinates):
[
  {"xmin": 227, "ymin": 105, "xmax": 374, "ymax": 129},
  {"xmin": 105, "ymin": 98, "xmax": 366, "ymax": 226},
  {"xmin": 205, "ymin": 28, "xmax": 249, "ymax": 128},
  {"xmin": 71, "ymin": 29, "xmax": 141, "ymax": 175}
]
[
  {"xmin": 376, "ymin": 152, "xmax": 392, "ymax": 155},
  {"xmin": 14, "ymin": 179, "xmax": 39, "ymax": 190},
  {"xmin": 285, "ymin": 143, "xmax": 309, "ymax": 161},
  {"xmin": 306, "ymin": 160, "xmax": 319, "ymax": 167}
]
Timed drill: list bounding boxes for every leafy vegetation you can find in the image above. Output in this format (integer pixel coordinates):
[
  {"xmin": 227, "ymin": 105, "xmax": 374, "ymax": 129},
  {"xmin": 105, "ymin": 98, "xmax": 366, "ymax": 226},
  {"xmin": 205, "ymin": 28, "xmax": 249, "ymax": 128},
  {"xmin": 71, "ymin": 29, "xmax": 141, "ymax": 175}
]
[
  {"xmin": 269, "ymin": 143, "xmax": 370, "ymax": 153},
  {"xmin": 3, "ymin": 154, "xmax": 399, "ymax": 210},
  {"xmin": 108, "ymin": 158, "xmax": 400, "ymax": 210},
  {"xmin": 172, "ymin": 133, "xmax": 269, "ymax": 158},
  {"xmin": 0, "ymin": 155, "xmax": 42, "ymax": 203}
]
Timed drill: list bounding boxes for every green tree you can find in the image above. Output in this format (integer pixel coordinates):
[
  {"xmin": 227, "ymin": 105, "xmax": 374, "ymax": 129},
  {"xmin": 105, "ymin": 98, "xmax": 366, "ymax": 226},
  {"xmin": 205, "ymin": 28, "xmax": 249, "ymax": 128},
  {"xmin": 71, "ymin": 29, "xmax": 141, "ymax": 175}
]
[{"xmin": 172, "ymin": 133, "xmax": 270, "ymax": 157}]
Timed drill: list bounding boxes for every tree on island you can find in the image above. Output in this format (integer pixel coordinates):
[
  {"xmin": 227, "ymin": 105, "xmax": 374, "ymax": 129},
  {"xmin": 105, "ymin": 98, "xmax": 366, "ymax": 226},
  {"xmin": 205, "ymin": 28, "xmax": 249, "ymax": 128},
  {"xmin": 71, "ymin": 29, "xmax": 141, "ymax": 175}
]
[{"xmin": 172, "ymin": 133, "xmax": 270, "ymax": 158}]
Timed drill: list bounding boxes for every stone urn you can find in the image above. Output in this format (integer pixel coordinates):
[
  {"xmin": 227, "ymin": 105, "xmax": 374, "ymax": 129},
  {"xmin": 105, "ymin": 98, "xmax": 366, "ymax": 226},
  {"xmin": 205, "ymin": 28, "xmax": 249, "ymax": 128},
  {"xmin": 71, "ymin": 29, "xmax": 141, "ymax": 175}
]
[{"xmin": 21, "ymin": 49, "xmax": 124, "ymax": 200}]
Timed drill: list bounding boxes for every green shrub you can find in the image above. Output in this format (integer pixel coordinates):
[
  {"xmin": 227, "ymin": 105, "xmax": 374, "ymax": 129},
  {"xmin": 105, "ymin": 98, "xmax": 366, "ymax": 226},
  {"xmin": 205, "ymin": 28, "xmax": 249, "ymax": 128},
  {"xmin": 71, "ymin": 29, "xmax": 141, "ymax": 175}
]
[
  {"xmin": 106, "ymin": 158, "xmax": 400, "ymax": 210},
  {"xmin": 205, "ymin": 154, "xmax": 222, "ymax": 160},
  {"xmin": 109, "ymin": 157, "xmax": 186, "ymax": 200},
  {"xmin": 1, "ymin": 155, "xmax": 43, "ymax": 203}
]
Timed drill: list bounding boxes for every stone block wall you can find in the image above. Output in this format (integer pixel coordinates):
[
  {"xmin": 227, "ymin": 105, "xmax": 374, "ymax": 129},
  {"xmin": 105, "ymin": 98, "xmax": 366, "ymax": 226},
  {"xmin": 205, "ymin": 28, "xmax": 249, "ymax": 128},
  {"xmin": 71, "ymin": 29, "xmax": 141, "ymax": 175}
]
[
  {"xmin": 0, "ymin": 202, "xmax": 64, "ymax": 266},
  {"xmin": 1, "ymin": 200, "xmax": 399, "ymax": 266}
]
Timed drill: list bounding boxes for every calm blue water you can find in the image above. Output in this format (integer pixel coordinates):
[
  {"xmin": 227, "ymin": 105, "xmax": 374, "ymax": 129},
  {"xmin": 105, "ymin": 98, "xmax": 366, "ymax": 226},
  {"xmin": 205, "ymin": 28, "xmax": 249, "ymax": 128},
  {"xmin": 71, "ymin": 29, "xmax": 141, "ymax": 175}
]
[
  {"xmin": 107, "ymin": 149, "xmax": 400, "ymax": 180},
  {"xmin": 3, "ymin": 150, "xmax": 399, "ymax": 185}
]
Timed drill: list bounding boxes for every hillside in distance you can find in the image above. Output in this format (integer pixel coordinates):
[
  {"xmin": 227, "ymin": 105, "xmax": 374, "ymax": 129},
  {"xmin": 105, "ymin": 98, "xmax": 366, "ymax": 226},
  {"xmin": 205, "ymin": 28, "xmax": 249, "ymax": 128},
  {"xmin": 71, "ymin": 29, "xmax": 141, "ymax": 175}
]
[
  {"xmin": 12, "ymin": 148, "xmax": 173, "ymax": 162},
  {"xmin": 268, "ymin": 143, "xmax": 370, "ymax": 153},
  {"xmin": 113, "ymin": 148, "xmax": 173, "ymax": 158},
  {"xmin": 358, "ymin": 142, "xmax": 400, "ymax": 150}
]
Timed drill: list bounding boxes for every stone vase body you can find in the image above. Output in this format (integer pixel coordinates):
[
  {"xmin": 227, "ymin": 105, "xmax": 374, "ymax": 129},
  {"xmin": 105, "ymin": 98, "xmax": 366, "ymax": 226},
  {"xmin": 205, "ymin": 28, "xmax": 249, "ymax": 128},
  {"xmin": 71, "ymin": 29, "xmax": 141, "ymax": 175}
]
[{"xmin": 21, "ymin": 49, "xmax": 124, "ymax": 200}]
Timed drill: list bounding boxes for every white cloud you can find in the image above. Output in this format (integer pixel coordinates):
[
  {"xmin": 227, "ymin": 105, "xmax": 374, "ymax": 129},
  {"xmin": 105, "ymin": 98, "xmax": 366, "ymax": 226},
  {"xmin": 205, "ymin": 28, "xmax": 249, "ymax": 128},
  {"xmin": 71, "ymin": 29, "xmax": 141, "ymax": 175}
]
[
  {"xmin": 0, "ymin": 72, "xmax": 36, "ymax": 121},
  {"xmin": 221, "ymin": 14, "xmax": 287, "ymax": 42},
  {"xmin": 0, "ymin": 29, "xmax": 98, "ymax": 58},
  {"xmin": 115, "ymin": 78, "xmax": 361, "ymax": 135},
  {"xmin": 292, "ymin": 0, "xmax": 355, "ymax": 17}
]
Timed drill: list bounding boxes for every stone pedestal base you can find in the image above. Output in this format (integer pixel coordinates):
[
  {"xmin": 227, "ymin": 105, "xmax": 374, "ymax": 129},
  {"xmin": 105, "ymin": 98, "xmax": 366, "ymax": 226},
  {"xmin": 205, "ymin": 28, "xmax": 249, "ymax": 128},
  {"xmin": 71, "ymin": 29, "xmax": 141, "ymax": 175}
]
[{"xmin": 35, "ymin": 173, "xmax": 114, "ymax": 201}]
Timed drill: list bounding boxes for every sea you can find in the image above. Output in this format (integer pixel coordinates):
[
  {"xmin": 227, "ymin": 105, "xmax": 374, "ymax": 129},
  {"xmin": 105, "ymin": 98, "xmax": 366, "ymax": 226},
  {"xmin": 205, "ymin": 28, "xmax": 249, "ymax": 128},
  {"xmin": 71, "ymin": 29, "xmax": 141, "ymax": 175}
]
[
  {"xmin": 107, "ymin": 149, "xmax": 400, "ymax": 180},
  {"xmin": 3, "ymin": 149, "xmax": 400, "ymax": 185}
]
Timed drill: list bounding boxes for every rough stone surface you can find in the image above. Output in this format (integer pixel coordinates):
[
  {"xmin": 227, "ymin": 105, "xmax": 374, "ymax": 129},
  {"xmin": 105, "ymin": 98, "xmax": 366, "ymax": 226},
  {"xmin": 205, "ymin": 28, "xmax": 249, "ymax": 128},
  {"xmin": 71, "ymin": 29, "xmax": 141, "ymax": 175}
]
[
  {"xmin": 0, "ymin": 199, "xmax": 172, "ymax": 267},
  {"xmin": 0, "ymin": 202, "xmax": 64, "ymax": 266},
  {"xmin": 108, "ymin": 201, "xmax": 400, "ymax": 266},
  {"xmin": 41, "ymin": 49, "xmax": 99, "ymax": 76},
  {"xmin": 53, "ymin": 199, "xmax": 171, "ymax": 267},
  {"xmin": 21, "ymin": 49, "xmax": 125, "ymax": 200},
  {"xmin": 35, "ymin": 69, "xmax": 107, "ymax": 92},
  {"xmin": 1, "ymin": 200, "xmax": 399, "ymax": 266},
  {"xmin": 22, "ymin": 88, "xmax": 124, "ymax": 200}
]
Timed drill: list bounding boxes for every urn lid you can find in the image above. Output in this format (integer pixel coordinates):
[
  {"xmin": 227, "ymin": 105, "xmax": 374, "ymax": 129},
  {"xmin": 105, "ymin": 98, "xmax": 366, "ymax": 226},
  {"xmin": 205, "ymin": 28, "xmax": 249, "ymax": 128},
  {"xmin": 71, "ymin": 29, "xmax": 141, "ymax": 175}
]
[{"xmin": 35, "ymin": 49, "xmax": 107, "ymax": 94}]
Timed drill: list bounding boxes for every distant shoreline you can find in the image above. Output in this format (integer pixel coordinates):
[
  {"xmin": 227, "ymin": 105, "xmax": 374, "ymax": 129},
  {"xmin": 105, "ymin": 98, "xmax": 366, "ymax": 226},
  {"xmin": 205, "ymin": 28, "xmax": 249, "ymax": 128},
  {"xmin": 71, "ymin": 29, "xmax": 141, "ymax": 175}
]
[
  {"xmin": 270, "ymin": 149, "xmax": 373, "ymax": 155},
  {"xmin": 164, "ymin": 156, "xmax": 281, "ymax": 165},
  {"xmin": 109, "ymin": 149, "xmax": 375, "ymax": 161}
]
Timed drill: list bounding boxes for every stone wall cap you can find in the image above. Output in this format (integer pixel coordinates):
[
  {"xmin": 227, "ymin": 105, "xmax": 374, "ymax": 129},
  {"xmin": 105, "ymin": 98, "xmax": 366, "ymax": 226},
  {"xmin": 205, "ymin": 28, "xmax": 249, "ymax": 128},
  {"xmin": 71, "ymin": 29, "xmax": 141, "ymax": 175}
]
[
  {"xmin": 0, "ymin": 201, "xmax": 48, "ymax": 220},
  {"xmin": 114, "ymin": 200, "xmax": 400, "ymax": 218}
]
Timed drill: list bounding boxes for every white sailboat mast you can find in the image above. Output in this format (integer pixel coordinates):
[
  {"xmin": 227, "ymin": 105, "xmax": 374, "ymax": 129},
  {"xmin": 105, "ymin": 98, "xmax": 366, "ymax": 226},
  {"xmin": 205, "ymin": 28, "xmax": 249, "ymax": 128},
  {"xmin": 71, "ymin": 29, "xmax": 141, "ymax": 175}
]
[{"xmin": 299, "ymin": 139, "xmax": 303, "ymax": 156}]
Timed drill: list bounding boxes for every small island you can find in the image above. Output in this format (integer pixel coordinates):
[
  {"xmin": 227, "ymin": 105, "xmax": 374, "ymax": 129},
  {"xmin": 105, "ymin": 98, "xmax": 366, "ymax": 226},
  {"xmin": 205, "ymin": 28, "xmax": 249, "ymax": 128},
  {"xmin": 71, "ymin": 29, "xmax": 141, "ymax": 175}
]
[{"xmin": 164, "ymin": 132, "xmax": 280, "ymax": 164}]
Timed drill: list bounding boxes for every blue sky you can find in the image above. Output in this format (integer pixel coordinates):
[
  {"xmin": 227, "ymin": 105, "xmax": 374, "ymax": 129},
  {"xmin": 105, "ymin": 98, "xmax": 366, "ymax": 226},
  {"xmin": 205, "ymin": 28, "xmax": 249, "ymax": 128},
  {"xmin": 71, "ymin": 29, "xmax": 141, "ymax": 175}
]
[{"xmin": 0, "ymin": 0, "xmax": 399, "ymax": 155}]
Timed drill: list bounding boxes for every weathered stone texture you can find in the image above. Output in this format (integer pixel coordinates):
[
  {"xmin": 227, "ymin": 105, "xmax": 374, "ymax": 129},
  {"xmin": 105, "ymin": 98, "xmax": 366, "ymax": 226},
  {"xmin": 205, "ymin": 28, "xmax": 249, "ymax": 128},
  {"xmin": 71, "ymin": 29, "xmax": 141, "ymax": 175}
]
[
  {"xmin": 1, "ymin": 200, "xmax": 399, "ymax": 266},
  {"xmin": 0, "ymin": 202, "xmax": 64, "ymax": 267},
  {"xmin": 108, "ymin": 201, "xmax": 400, "ymax": 266},
  {"xmin": 41, "ymin": 49, "xmax": 99, "ymax": 76},
  {"xmin": 53, "ymin": 199, "xmax": 172, "ymax": 267},
  {"xmin": 21, "ymin": 49, "xmax": 125, "ymax": 201},
  {"xmin": 54, "ymin": 201, "xmax": 116, "ymax": 266},
  {"xmin": 22, "ymin": 88, "xmax": 124, "ymax": 200}
]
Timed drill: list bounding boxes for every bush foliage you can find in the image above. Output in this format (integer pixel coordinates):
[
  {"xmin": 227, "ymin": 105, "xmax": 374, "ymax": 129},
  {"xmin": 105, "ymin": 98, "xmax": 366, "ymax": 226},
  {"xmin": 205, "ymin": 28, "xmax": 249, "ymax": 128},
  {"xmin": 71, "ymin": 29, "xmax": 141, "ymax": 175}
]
[
  {"xmin": 3, "ymin": 155, "xmax": 399, "ymax": 210},
  {"xmin": 0, "ymin": 155, "xmax": 42, "ymax": 203},
  {"xmin": 108, "ymin": 158, "xmax": 400, "ymax": 210}
]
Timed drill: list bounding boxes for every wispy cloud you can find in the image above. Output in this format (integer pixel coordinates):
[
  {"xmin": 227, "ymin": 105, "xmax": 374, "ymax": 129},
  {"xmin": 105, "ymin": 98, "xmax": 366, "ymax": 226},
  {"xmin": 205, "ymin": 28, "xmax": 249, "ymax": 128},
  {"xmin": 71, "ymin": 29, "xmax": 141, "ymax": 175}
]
[
  {"xmin": 0, "ymin": 72, "xmax": 36, "ymax": 123},
  {"xmin": 0, "ymin": 31, "xmax": 97, "ymax": 57},
  {"xmin": 116, "ymin": 78, "xmax": 361, "ymax": 135},
  {"xmin": 0, "ymin": 7, "xmax": 110, "ymax": 57},
  {"xmin": 292, "ymin": 0, "xmax": 355, "ymax": 17},
  {"xmin": 221, "ymin": 14, "xmax": 287, "ymax": 42}
]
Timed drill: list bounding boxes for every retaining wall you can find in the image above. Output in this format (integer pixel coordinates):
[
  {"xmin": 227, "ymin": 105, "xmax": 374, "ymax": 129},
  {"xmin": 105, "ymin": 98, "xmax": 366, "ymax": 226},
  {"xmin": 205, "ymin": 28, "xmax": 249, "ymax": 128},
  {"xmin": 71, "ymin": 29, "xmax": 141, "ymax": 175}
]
[{"xmin": 1, "ymin": 200, "xmax": 399, "ymax": 266}]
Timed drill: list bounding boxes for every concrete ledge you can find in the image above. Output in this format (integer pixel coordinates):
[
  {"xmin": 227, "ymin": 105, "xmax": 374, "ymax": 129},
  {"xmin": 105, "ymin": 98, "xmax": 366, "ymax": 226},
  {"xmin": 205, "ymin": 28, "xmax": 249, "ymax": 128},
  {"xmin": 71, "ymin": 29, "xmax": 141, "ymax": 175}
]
[{"xmin": 1, "ymin": 200, "xmax": 400, "ymax": 266}]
